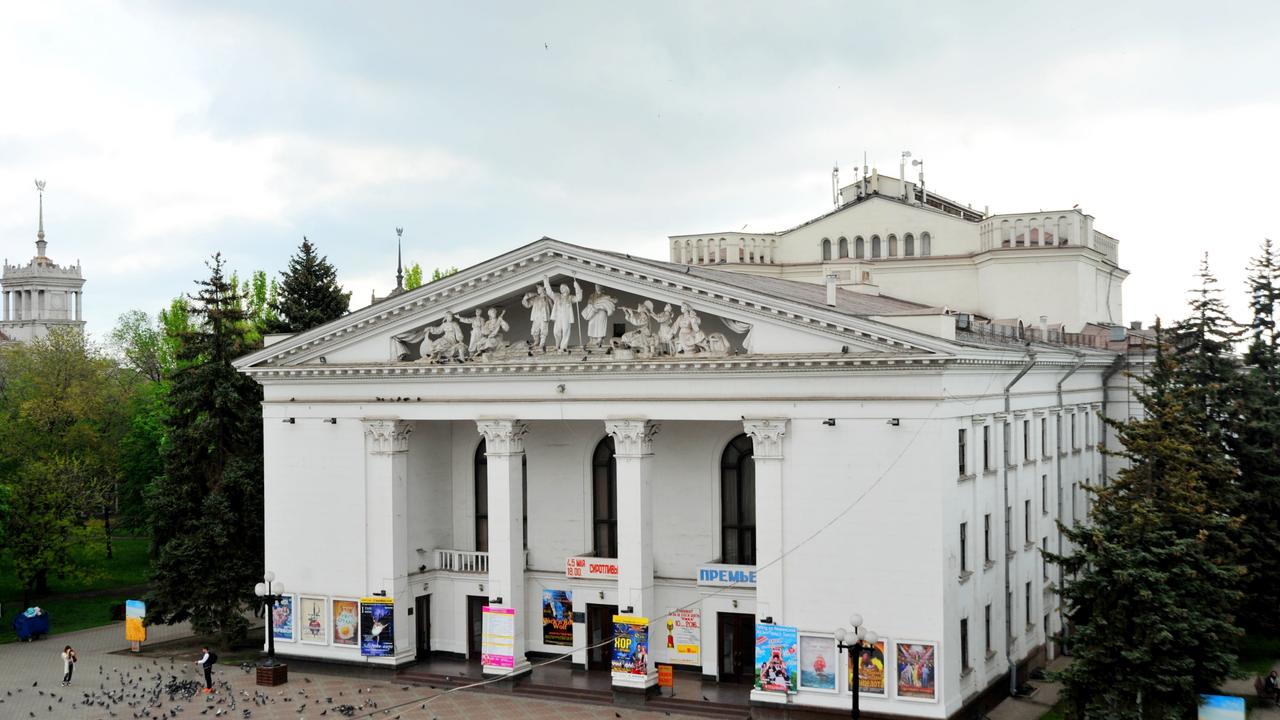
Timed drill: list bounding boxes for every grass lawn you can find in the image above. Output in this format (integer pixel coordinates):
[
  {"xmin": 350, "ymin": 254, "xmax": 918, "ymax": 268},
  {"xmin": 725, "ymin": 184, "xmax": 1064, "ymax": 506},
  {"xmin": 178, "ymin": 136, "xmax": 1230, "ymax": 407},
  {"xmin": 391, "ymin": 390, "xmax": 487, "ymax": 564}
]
[
  {"xmin": 0, "ymin": 534, "xmax": 152, "ymax": 644},
  {"xmin": 1039, "ymin": 705, "xmax": 1066, "ymax": 720}
]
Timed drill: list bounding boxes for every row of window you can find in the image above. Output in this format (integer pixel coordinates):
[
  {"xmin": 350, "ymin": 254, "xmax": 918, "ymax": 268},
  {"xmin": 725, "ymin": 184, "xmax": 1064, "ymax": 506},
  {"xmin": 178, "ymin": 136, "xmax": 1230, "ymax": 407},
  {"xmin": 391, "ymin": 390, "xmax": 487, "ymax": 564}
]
[
  {"xmin": 959, "ymin": 584, "xmax": 1048, "ymax": 673},
  {"xmin": 474, "ymin": 434, "xmax": 757, "ymax": 565},
  {"xmin": 820, "ymin": 232, "xmax": 932, "ymax": 262},
  {"xmin": 958, "ymin": 411, "xmax": 1101, "ymax": 476}
]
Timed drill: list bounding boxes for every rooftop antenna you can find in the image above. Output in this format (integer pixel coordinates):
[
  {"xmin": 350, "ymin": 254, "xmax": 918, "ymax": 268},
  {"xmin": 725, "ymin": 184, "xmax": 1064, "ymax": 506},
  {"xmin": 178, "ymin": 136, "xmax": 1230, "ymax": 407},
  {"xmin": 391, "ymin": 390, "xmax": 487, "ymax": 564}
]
[
  {"xmin": 831, "ymin": 162, "xmax": 841, "ymax": 208},
  {"xmin": 900, "ymin": 151, "xmax": 912, "ymax": 201},
  {"xmin": 862, "ymin": 152, "xmax": 869, "ymax": 196},
  {"xmin": 34, "ymin": 178, "xmax": 47, "ymax": 257},
  {"xmin": 394, "ymin": 227, "xmax": 404, "ymax": 292},
  {"xmin": 912, "ymin": 157, "xmax": 926, "ymax": 206}
]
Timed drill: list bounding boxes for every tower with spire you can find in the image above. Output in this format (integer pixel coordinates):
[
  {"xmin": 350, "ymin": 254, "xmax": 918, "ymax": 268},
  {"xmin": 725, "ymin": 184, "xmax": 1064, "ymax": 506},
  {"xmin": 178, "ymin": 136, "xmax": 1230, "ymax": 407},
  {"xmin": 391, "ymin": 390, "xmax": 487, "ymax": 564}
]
[
  {"xmin": 370, "ymin": 227, "xmax": 409, "ymax": 305},
  {"xmin": 1, "ymin": 180, "xmax": 87, "ymax": 343}
]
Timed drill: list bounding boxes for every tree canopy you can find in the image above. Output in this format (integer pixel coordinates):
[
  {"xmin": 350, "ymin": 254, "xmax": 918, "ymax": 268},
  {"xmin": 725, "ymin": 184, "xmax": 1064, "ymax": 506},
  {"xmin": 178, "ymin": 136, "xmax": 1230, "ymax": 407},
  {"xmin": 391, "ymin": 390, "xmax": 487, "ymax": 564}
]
[{"xmin": 270, "ymin": 237, "xmax": 350, "ymax": 334}]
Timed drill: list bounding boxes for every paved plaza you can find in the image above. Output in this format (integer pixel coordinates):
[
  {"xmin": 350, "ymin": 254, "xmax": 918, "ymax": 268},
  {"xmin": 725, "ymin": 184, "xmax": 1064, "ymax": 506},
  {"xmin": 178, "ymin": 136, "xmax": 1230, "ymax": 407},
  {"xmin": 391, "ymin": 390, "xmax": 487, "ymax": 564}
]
[{"xmin": 0, "ymin": 622, "xmax": 705, "ymax": 720}]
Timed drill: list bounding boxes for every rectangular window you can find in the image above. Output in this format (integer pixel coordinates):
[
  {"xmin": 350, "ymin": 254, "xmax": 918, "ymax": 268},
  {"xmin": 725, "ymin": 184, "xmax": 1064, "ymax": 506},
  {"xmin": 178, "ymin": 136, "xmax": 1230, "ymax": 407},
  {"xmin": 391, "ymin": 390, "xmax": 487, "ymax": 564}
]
[
  {"xmin": 960, "ymin": 618, "xmax": 971, "ymax": 672},
  {"xmin": 984, "ymin": 604, "xmax": 992, "ymax": 654},
  {"xmin": 1006, "ymin": 590, "xmax": 1013, "ymax": 639},
  {"xmin": 1024, "ymin": 500, "xmax": 1032, "ymax": 544},
  {"xmin": 1084, "ymin": 411, "xmax": 1090, "ymax": 445},
  {"xmin": 1042, "ymin": 537, "xmax": 1050, "ymax": 579},
  {"xmin": 983, "ymin": 426, "xmax": 991, "ymax": 471},
  {"xmin": 1040, "ymin": 417, "xmax": 1048, "ymax": 457},
  {"xmin": 1071, "ymin": 482, "xmax": 1078, "ymax": 525},
  {"xmin": 958, "ymin": 428, "xmax": 967, "ymax": 476},
  {"xmin": 1025, "ymin": 581, "xmax": 1033, "ymax": 627},
  {"xmin": 1003, "ymin": 422, "xmax": 1011, "ymax": 466},
  {"xmin": 1041, "ymin": 474, "xmax": 1049, "ymax": 515},
  {"xmin": 960, "ymin": 522, "xmax": 969, "ymax": 573},
  {"xmin": 1005, "ymin": 505, "xmax": 1012, "ymax": 550},
  {"xmin": 1071, "ymin": 414, "xmax": 1078, "ymax": 449},
  {"xmin": 1023, "ymin": 419, "xmax": 1031, "ymax": 461},
  {"xmin": 983, "ymin": 513, "xmax": 992, "ymax": 563}
]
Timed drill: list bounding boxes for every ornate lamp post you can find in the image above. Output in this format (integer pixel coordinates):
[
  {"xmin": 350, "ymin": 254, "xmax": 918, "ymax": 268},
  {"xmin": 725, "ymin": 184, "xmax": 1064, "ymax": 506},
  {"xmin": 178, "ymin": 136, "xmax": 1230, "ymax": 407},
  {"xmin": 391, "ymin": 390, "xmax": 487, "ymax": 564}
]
[
  {"xmin": 253, "ymin": 571, "xmax": 289, "ymax": 685},
  {"xmin": 835, "ymin": 614, "xmax": 879, "ymax": 720}
]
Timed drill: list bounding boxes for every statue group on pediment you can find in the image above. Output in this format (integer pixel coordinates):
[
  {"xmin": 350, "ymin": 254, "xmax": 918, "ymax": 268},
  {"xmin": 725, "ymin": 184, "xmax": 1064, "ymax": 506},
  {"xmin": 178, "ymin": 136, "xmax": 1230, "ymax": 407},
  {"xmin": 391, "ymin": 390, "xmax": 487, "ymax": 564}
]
[{"xmin": 394, "ymin": 275, "xmax": 746, "ymax": 363}]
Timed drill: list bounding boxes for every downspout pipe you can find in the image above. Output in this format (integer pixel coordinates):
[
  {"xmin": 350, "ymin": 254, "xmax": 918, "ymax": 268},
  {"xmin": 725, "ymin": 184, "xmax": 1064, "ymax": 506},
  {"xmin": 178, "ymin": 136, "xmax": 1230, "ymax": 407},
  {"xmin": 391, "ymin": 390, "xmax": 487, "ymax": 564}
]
[
  {"xmin": 1099, "ymin": 353, "xmax": 1126, "ymax": 485},
  {"xmin": 1054, "ymin": 351, "xmax": 1087, "ymax": 658},
  {"xmin": 1003, "ymin": 349, "xmax": 1037, "ymax": 696}
]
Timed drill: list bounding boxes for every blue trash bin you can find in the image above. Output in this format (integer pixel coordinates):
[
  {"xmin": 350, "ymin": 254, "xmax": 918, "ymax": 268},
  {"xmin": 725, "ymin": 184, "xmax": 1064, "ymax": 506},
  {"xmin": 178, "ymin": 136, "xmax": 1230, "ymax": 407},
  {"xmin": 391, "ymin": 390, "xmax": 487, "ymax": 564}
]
[{"xmin": 13, "ymin": 611, "xmax": 51, "ymax": 641}]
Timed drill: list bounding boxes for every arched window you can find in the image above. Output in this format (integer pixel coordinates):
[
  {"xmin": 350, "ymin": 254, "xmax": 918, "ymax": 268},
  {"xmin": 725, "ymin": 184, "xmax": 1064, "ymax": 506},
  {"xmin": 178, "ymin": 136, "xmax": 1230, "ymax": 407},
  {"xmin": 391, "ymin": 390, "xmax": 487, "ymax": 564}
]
[
  {"xmin": 888, "ymin": 234, "xmax": 898, "ymax": 257},
  {"xmin": 838, "ymin": 237, "xmax": 849, "ymax": 259},
  {"xmin": 921, "ymin": 232, "xmax": 932, "ymax": 256},
  {"xmin": 904, "ymin": 233, "xmax": 915, "ymax": 256},
  {"xmin": 592, "ymin": 437, "xmax": 618, "ymax": 558},
  {"xmin": 871, "ymin": 235, "xmax": 882, "ymax": 258},
  {"xmin": 475, "ymin": 441, "xmax": 528, "ymax": 552},
  {"xmin": 821, "ymin": 238, "xmax": 832, "ymax": 261},
  {"xmin": 1058, "ymin": 216, "xmax": 1070, "ymax": 245},
  {"xmin": 855, "ymin": 236, "xmax": 865, "ymax": 259},
  {"xmin": 721, "ymin": 434, "xmax": 756, "ymax": 565}
]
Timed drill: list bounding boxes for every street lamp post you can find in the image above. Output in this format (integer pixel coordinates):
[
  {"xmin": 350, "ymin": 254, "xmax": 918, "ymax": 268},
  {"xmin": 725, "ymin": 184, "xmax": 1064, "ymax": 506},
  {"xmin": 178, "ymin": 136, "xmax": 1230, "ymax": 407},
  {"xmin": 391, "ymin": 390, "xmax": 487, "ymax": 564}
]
[
  {"xmin": 253, "ymin": 572, "xmax": 288, "ymax": 684},
  {"xmin": 835, "ymin": 614, "xmax": 879, "ymax": 720}
]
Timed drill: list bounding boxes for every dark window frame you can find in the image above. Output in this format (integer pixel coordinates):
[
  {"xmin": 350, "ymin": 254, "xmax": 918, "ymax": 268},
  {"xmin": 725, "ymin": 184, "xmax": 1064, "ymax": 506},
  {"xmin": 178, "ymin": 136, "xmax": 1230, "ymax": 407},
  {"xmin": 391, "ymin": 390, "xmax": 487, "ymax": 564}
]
[
  {"xmin": 720, "ymin": 433, "xmax": 757, "ymax": 565},
  {"xmin": 592, "ymin": 436, "xmax": 619, "ymax": 558}
]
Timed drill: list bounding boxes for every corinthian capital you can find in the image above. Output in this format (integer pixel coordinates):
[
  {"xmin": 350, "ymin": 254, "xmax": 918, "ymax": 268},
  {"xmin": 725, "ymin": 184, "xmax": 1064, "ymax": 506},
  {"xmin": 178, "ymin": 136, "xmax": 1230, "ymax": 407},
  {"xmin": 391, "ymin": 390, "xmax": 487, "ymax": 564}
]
[
  {"xmin": 364, "ymin": 419, "xmax": 413, "ymax": 454},
  {"xmin": 476, "ymin": 419, "xmax": 528, "ymax": 456},
  {"xmin": 743, "ymin": 418, "xmax": 788, "ymax": 459},
  {"xmin": 605, "ymin": 419, "xmax": 660, "ymax": 458}
]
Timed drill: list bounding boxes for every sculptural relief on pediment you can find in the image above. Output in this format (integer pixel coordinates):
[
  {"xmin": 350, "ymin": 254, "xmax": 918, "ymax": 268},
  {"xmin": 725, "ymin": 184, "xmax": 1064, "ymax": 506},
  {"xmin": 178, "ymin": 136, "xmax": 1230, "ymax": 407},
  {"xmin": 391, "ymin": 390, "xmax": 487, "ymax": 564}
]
[{"xmin": 392, "ymin": 274, "xmax": 750, "ymax": 364}]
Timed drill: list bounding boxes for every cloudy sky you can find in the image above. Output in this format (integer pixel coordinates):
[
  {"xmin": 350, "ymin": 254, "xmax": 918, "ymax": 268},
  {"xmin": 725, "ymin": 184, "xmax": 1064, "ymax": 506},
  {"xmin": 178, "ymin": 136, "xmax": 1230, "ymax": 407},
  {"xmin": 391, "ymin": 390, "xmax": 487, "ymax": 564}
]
[{"xmin": 2, "ymin": 1, "xmax": 1278, "ymax": 337}]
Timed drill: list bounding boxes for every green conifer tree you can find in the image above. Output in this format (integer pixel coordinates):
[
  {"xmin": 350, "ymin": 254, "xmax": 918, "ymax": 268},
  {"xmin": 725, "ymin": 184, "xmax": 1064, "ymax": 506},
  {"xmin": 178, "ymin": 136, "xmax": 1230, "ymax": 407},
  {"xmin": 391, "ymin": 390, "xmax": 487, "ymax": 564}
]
[
  {"xmin": 1051, "ymin": 325, "xmax": 1244, "ymax": 719},
  {"xmin": 146, "ymin": 254, "xmax": 264, "ymax": 644},
  {"xmin": 270, "ymin": 237, "xmax": 350, "ymax": 333}
]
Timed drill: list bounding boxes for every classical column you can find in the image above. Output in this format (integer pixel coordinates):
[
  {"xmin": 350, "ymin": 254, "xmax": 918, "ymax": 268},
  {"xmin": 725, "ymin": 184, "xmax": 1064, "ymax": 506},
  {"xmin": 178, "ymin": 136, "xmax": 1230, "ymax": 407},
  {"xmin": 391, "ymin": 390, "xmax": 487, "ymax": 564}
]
[
  {"xmin": 477, "ymin": 419, "xmax": 531, "ymax": 677},
  {"xmin": 363, "ymin": 419, "xmax": 414, "ymax": 664},
  {"xmin": 75, "ymin": 291, "xmax": 82, "ymax": 321},
  {"xmin": 606, "ymin": 418, "xmax": 659, "ymax": 691},
  {"xmin": 2, "ymin": 290, "xmax": 8, "ymax": 321},
  {"xmin": 743, "ymin": 419, "xmax": 788, "ymax": 621}
]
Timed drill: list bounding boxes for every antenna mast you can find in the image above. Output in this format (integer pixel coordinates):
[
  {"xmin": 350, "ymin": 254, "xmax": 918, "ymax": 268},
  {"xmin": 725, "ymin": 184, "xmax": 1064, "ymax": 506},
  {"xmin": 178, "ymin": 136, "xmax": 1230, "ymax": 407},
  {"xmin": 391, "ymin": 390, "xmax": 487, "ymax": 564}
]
[{"xmin": 831, "ymin": 162, "xmax": 841, "ymax": 208}]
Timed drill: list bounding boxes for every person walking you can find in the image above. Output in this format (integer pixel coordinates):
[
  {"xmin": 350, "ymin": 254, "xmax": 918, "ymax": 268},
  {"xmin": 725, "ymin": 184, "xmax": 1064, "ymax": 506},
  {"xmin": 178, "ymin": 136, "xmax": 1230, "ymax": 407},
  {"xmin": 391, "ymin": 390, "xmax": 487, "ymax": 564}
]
[
  {"xmin": 1265, "ymin": 670, "xmax": 1280, "ymax": 706},
  {"xmin": 60, "ymin": 645, "xmax": 77, "ymax": 686},
  {"xmin": 194, "ymin": 646, "xmax": 216, "ymax": 693}
]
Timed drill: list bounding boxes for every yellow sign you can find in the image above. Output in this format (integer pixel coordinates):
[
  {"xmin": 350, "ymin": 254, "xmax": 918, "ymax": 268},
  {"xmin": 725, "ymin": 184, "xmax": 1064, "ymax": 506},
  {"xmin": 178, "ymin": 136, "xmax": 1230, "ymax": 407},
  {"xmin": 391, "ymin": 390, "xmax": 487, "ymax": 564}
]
[{"xmin": 125, "ymin": 599, "xmax": 146, "ymax": 643}]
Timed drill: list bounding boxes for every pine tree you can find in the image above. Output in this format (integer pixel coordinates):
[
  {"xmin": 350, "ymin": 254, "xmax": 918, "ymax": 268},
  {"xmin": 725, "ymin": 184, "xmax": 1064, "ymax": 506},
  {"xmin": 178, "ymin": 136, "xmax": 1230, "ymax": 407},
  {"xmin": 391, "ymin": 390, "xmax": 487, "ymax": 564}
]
[
  {"xmin": 270, "ymin": 237, "xmax": 350, "ymax": 333},
  {"xmin": 146, "ymin": 254, "xmax": 264, "ymax": 644},
  {"xmin": 1051, "ymin": 326, "xmax": 1244, "ymax": 719},
  {"xmin": 1230, "ymin": 239, "xmax": 1280, "ymax": 633}
]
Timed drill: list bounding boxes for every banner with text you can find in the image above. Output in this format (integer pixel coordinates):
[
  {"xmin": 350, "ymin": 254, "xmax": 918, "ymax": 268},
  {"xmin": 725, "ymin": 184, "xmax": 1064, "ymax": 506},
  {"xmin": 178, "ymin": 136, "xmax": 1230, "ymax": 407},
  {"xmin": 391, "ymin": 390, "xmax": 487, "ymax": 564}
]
[
  {"xmin": 482, "ymin": 605, "xmax": 516, "ymax": 669},
  {"xmin": 612, "ymin": 615, "xmax": 649, "ymax": 677}
]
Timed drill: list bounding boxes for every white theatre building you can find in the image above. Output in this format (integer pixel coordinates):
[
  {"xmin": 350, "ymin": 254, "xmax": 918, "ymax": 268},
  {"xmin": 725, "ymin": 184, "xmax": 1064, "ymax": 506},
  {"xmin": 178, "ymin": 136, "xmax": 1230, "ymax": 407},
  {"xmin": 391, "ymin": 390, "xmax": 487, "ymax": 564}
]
[{"xmin": 237, "ymin": 175, "xmax": 1139, "ymax": 719}]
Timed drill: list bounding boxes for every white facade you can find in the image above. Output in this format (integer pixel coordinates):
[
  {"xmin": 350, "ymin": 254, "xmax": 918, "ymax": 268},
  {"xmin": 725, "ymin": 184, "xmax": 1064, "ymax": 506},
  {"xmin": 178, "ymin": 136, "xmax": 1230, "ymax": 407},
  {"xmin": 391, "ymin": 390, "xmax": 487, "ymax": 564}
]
[
  {"xmin": 1, "ymin": 192, "xmax": 86, "ymax": 342},
  {"xmin": 239, "ymin": 238, "xmax": 1123, "ymax": 718},
  {"xmin": 668, "ymin": 170, "xmax": 1127, "ymax": 334}
]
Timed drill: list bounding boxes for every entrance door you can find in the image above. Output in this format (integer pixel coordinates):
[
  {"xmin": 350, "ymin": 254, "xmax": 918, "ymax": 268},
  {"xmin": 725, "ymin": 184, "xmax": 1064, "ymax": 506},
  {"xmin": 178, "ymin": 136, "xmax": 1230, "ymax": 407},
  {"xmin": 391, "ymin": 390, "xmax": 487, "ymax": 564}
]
[
  {"xmin": 718, "ymin": 612, "xmax": 756, "ymax": 683},
  {"xmin": 466, "ymin": 596, "xmax": 488, "ymax": 660},
  {"xmin": 414, "ymin": 595, "xmax": 432, "ymax": 660},
  {"xmin": 586, "ymin": 603, "xmax": 619, "ymax": 670}
]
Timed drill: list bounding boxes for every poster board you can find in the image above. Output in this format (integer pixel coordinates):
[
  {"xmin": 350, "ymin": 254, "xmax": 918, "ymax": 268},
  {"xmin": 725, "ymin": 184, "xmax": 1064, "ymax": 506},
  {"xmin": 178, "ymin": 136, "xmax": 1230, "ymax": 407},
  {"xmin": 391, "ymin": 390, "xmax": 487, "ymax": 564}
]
[
  {"xmin": 1199, "ymin": 694, "xmax": 1246, "ymax": 720},
  {"xmin": 541, "ymin": 590, "xmax": 573, "ymax": 646},
  {"xmin": 124, "ymin": 599, "xmax": 146, "ymax": 643},
  {"xmin": 611, "ymin": 615, "xmax": 650, "ymax": 677},
  {"xmin": 271, "ymin": 595, "xmax": 295, "ymax": 642},
  {"xmin": 665, "ymin": 608, "xmax": 700, "ymax": 665},
  {"xmin": 299, "ymin": 596, "xmax": 327, "ymax": 645},
  {"xmin": 482, "ymin": 605, "xmax": 516, "ymax": 669},
  {"xmin": 895, "ymin": 641, "xmax": 938, "ymax": 702},
  {"xmin": 848, "ymin": 639, "xmax": 887, "ymax": 697},
  {"xmin": 332, "ymin": 599, "xmax": 359, "ymax": 647},
  {"xmin": 754, "ymin": 623, "xmax": 799, "ymax": 694},
  {"xmin": 359, "ymin": 597, "xmax": 395, "ymax": 657},
  {"xmin": 798, "ymin": 634, "xmax": 838, "ymax": 693}
]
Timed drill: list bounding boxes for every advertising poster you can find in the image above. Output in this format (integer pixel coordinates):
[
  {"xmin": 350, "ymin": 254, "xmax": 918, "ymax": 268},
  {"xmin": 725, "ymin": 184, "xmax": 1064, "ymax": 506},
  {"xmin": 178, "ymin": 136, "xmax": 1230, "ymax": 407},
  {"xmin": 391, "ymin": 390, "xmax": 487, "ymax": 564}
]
[
  {"xmin": 299, "ymin": 597, "xmax": 327, "ymax": 644},
  {"xmin": 611, "ymin": 615, "xmax": 649, "ymax": 676},
  {"xmin": 895, "ymin": 642, "xmax": 937, "ymax": 701},
  {"xmin": 124, "ymin": 599, "xmax": 146, "ymax": 643},
  {"xmin": 798, "ymin": 634, "xmax": 838, "ymax": 692},
  {"xmin": 359, "ymin": 597, "xmax": 395, "ymax": 657},
  {"xmin": 482, "ymin": 605, "xmax": 516, "ymax": 669},
  {"xmin": 332, "ymin": 600, "xmax": 359, "ymax": 646},
  {"xmin": 1199, "ymin": 694, "xmax": 1247, "ymax": 720},
  {"xmin": 848, "ymin": 640, "xmax": 887, "ymax": 696},
  {"xmin": 541, "ymin": 590, "xmax": 573, "ymax": 647},
  {"xmin": 665, "ymin": 608, "xmax": 700, "ymax": 666},
  {"xmin": 272, "ymin": 595, "xmax": 295, "ymax": 641},
  {"xmin": 753, "ymin": 624, "xmax": 799, "ymax": 694}
]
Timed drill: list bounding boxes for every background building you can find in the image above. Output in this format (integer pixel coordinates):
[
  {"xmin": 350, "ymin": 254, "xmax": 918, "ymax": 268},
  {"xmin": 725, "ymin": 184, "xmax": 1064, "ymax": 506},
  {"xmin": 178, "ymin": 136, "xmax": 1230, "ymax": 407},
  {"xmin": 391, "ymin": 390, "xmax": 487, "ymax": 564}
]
[{"xmin": 1, "ymin": 186, "xmax": 86, "ymax": 343}]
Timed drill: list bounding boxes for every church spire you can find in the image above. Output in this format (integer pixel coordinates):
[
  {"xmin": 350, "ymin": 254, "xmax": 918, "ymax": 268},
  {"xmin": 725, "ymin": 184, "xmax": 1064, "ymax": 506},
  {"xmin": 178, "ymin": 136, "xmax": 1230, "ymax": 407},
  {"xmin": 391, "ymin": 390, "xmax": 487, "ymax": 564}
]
[
  {"xmin": 394, "ymin": 227, "xmax": 404, "ymax": 293},
  {"xmin": 34, "ymin": 179, "xmax": 47, "ymax": 258}
]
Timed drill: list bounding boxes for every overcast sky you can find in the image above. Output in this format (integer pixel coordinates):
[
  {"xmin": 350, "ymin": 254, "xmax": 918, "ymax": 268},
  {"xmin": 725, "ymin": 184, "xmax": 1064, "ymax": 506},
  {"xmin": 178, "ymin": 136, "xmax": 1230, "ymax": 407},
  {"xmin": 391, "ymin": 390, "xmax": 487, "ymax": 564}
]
[{"xmin": 2, "ymin": 1, "xmax": 1278, "ymax": 338}]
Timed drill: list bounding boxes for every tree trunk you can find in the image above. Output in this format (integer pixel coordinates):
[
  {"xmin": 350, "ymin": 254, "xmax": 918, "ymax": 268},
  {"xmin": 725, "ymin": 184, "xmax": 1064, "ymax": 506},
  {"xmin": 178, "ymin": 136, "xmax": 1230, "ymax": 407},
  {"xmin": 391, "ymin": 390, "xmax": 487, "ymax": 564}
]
[
  {"xmin": 103, "ymin": 505, "xmax": 114, "ymax": 560},
  {"xmin": 34, "ymin": 568, "xmax": 49, "ymax": 596}
]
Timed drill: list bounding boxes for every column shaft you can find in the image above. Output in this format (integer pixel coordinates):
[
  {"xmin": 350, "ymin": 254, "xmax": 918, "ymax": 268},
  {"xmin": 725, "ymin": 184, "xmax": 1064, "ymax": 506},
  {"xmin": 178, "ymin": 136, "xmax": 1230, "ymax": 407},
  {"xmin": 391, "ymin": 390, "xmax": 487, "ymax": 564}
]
[
  {"xmin": 744, "ymin": 419, "xmax": 788, "ymax": 621},
  {"xmin": 363, "ymin": 419, "xmax": 414, "ymax": 664},
  {"xmin": 478, "ymin": 420, "xmax": 530, "ymax": 676},
  {"xmin": 606, "ymin": 419, "xmax": 659, "ymax": 690}
]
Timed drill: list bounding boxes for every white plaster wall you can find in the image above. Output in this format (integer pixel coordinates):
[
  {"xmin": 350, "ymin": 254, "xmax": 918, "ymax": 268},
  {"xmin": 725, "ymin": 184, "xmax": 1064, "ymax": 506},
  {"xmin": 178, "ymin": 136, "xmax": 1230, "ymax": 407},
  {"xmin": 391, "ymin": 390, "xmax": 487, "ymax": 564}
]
[{"xmin": 771, "ymin": 196, "xmax": 979, "ymax": 265}]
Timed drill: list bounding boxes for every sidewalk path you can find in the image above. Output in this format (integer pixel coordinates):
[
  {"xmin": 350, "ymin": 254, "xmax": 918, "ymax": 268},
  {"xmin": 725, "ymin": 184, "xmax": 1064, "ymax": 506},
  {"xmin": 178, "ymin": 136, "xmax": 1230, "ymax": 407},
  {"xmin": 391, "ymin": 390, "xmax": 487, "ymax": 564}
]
[{"xmin": 0, "ymin": 620, "xmax": 703, "ymax": 720}]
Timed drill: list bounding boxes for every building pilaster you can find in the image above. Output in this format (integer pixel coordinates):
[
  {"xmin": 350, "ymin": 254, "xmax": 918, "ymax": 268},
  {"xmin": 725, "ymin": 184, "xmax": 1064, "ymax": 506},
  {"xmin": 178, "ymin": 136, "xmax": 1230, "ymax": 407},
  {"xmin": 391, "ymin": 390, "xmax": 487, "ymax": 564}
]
[
  {"xmin": 363, "ymin": 419, "xmax": 414, "ymax": 665},
  {"xmin": 743, "ymin": 419, "xmax": 788, "ymax": 622},
  {"xmin": 606, "ymin": 418, "xmax": 659, "ymax": 691},
  {"xmin": 477, "ymin": 419, "xmax": 531, "ymax": 677}
]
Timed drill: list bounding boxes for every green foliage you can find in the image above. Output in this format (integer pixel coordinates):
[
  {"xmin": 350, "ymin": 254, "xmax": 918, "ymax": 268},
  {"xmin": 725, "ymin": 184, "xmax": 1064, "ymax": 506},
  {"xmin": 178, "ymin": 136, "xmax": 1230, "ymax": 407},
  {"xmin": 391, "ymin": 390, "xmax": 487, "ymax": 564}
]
[
  {"xmin": 404, "ymin": 262, "xmax": 423, "ymax": 290},
  {"xmin": 1051, "ymin": 325, "xmax": 1244, "ymax": 719},
  {"xmin": 431, "ymin": 266, "xmax": 459, "ymax": 282},
  {"xmin": 270, "ymin": 236, "xmax": 350, "ymax": 334},
  {"xmin": 118, "ymin": 381, "xmax": 168, "ymax": 531},
  {"xmin": 109, "ymin": 309, "xmax": 174, "ymax": 383},
  {"xmin": 147, "ymin": 254, "xmax": 264, "ymax": 645}
]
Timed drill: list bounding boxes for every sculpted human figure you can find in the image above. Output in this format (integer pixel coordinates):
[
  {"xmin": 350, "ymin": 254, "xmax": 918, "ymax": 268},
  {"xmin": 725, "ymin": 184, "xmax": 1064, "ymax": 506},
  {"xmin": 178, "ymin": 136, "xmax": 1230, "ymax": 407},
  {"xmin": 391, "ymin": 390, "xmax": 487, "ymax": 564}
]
[
  {"xmin": 475, "ymin": 307, "xmax": 510, "ymax": 353},
  {"xmin": 617, "ymin": 300, "xmax": 657, "ymax": 355},
  {"xmin": 521, "ymin": 284, "xmax": 554, "ymax": 350},
  {"xmin": 544, "ymin": 275, "xmax": 582, "ymax": 351},
  {"xmin": 425, "ymin": 311, "xmax": 468, "ymax": 361},
  {"xmin": 457, "ymin": 308, "xmax": 485, "ymax": 355},
  {"xmin": 673, "ymin": 302, "xmax": 709, "ymax": 354},
  {"xmin": 649, "ymin": 303, "xmax": 675, "ymax": 355},
  {"xmin": 579, "ymin": 284, "xmax": 618, "ymax": 348}
]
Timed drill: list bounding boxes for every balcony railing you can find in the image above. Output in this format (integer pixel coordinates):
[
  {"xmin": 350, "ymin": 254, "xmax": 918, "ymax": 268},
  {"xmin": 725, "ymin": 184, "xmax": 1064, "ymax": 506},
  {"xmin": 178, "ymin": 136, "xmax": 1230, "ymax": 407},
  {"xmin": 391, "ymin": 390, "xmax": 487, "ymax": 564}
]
[{"xmin": 435, "ymin": 548, "xmax": 488, "ymax": 574}]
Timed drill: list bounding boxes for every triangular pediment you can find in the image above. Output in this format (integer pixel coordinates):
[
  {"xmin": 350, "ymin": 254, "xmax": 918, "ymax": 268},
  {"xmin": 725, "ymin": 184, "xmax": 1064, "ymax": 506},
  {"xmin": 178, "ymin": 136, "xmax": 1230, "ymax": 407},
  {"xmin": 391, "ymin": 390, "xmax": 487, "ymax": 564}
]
[{"xmin": 235, "ymin": 238, "xmax": 957, "ymax": 373}]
